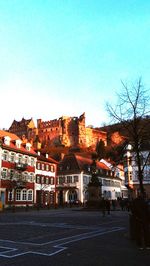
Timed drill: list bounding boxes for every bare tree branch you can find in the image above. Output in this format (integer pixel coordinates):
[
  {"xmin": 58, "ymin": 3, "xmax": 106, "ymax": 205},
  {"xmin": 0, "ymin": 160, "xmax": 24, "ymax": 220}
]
[{"xmin": 106, "ymin": 78, "xmax": 150, "ymax": 196}]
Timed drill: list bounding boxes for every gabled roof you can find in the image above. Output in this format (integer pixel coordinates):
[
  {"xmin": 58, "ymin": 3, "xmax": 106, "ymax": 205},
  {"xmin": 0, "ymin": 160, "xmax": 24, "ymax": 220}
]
[
  {"xmin": 0, "ymin": 130, "xmax": 20, "ymax": 140},
  {"xmin": 9, "ymin": 118, "xmax": 35, "ymax": 129},
  {"xmin": 0, "ymin": 130, "xmax": 36, "ymax": 156},
  {"xmin": 36, "ymin": 154, "xmax": 58, "ymax": 164},
  {"xmin": 58, "ymin": 153, "xmax": 110, "ymax": 174},
  {"xmin": 75, "ymin": 155, "xmax": 110, "ymax": 171},
  {"xmin": 75, "ymin": 155, "xmax": 92, "ymax": 170}
]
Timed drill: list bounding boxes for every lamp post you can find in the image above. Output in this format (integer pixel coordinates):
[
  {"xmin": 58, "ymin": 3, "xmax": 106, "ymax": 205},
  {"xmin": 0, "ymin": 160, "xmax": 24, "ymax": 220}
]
[{"xmin": 54, "ymin": 164, "xmax": 57, "ymax": 208}]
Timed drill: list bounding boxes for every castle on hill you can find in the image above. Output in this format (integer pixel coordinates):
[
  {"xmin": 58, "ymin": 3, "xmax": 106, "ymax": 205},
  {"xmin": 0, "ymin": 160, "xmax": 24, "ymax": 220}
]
[{"xmin": 9, "ymin": 113, "xmax": 107, "ymax": 150}]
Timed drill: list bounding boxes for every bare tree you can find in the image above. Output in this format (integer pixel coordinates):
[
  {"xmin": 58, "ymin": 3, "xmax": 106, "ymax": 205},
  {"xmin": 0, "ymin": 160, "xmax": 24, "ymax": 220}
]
[{"xmin": 106, "ymin": 78, "xmax": 150, "ymax": 197}]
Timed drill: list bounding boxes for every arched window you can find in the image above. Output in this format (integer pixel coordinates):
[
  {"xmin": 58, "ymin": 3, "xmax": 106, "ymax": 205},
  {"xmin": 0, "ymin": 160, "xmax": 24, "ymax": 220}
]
[
  {"xmin": 22, "ymin": 189, "xmax": 27, "ymax": 201},
  {"xmin": 27, "ymin": 190, "xmax": 33, "ymax": 201},
  {"xmin": 2, "ymin": 151, "xmax": 8, "ymax": 161},
  {"xmin": 68, "ymin": 190, "xmax": 77, "ymax": 202},
  {"xmin": 16, "ymin": 189, "xmax": 21, "ymax": 201}
]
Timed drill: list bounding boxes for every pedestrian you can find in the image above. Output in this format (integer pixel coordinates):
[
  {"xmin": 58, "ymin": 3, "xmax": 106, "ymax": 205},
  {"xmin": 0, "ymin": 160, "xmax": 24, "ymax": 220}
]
[
  {"xmin": 105, "ymin": 199, "xmax": 111, "ymax": 215},
  {"xmin": 131, "ymin": 195, "xmax": 150, "ymax": 249},
  {"xmin": 101, "ymin": 198, "xmax": 106, "ymax": 217},
  {"xmin": 112, "ymin": 200, "xmax": 116, "ymax": 211}
]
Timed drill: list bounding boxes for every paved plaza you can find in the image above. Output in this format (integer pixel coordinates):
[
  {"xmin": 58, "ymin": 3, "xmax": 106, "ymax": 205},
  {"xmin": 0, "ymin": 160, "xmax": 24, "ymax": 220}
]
[{"xmin": 0, "ymin": 208, "xmax": 149, "ymax": 266}]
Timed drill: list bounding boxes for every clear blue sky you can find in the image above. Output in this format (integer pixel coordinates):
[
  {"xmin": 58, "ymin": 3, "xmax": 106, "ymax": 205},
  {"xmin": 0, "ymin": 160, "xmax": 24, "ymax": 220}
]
[{"xmin": 1, "ymin": 0, "xmax": 150, "ymax": 129}]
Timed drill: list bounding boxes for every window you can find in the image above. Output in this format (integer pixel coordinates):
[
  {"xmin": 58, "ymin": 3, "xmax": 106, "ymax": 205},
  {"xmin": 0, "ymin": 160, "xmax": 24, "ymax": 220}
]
[
  {"xmin": 30, "ymin": 157, "xmax": 35, "ymax": 167},
  {"xmin": 46, "ymin": 177, "xmax": 49, "ymax": 184},
  {"xmin": 23, "ymin": 172, "xmax": 28, "ymax": 181},
  {"xmin": 24, "ymin": 156, "xmax": 28, "ymax": 164},
  {"xmin": 2, "ymin": 151, "xmax": 8, "ymax": 161},
  {"xmin": 18, "ymin": 154, "xmax": 22, "ymax": 163},
  {"xmin": 10, "ymin": 169, "xmax": 14, "ymax": 179},
  {"xmin": 26, "ymin": 143, "xmax": 31, "ymax": 151},
  {"xmin": 41, "ymin": 176, "xmax": 45, "ymax": 184},
  {"xmin": 36, "ymin": 175, "xmax": 41, "ymax": 183},
  {"xmin": 37, "ymin": 163, "xmax": 40, "ymax": 170},
  {"xmin": 59, "ymin": 176, "xmax": 65, "ymax": 184},
  {"xmin": 18, "ymin": 173, "xmax": 21, "ymax": 180},
  {"xmin": 67, "ymin": 176, "xmax": 72, "ymax": 183},
  {"xmin": 74, "ymin": 175, "xmax": 78, "ymax": 183},
  {"xmin": 2, "ymin": 168, "xmax": 7, "ymax": 178},
  {"xmin": 115, "ymin": 191, "xmax": 121, "ymax": 198},
  {"xmin": 50, "ymin": 177, "xmax": 54, "ymax": 185},
  {"xmin": 22, "ymin": 189, "xmax": 27, "ymax": 201},
  {"xmin": 50, "ymin": 165, "xmax": 54, "ymax": 172},
  {"xmin": 10, "ymin": 152, "xmax": 15, "ymax": 163},
  {"xmin": 46, "ymin": 164, "xmax": 49, "ymax": 171},
  {"xmin": 16, "ymin": 140, "xmax": 21, "ymax": 148},
  {"xmin": 42, "ymin": 164, "xmax": 45, "ymax": 170},
  {"xmin": 16, "ymin": 189, "xmax": 21, "ymax": 201},
  {"xmin": 29, "ymin": 173, "xmax": 34, "ymax": 182},
  {"xmin": 103, "ymin": 179, "xmax": 107, "ymax": 186},
  {"xmin": 4, "ymin": 136, "xmax": 10, "ymax": 145},
  {"xmin": 8, "ymin": 190, "xmax": 13, "ymax": 201},
  {"xmin": 27, "ymin": 190, "xmax": 33, "ymax": 201},
  {"xmin": 83, "ymin": 176, "xmax": 88, "ymax": 184},
  {"xmin": 134, "ymin": 171, "xmax": 138, "ymax": 181}
]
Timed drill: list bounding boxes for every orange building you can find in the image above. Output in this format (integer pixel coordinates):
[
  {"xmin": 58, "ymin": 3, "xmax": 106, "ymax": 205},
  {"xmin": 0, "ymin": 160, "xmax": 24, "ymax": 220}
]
[{"xmin": 9, "ymin": 113, "xmax": 107, "ymax": 150}]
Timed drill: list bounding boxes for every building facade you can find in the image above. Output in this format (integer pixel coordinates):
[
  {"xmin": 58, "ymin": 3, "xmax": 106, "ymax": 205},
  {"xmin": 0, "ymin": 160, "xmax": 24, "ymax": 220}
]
[
  {"xmin": 0, "ymin": 130, "xmax": 37, "ymax": 208},
  {"xmin": 35, "ymin": 152, "xmax": 57, "ymax": 208},
  {"xmin": 0, "ymin": 130, "xmax": 58, "ymax": 209},
  {"xmin": 100, "ymin": 159, "xmax": 128, "ymax": 199},
  {"xmin": 9, "ymin": 117, "xmax": 37, "ymax": 140},
  {"xmin": 124, "ymin": 144, "xmax": 150, "ymax": 198},
  {"xmin": 9, "ymin": 113, "xmax": 107, "ymax": 150},
  {"xmin": 57, "ymin": 153, "xmax": 123, "ymax": 206}
]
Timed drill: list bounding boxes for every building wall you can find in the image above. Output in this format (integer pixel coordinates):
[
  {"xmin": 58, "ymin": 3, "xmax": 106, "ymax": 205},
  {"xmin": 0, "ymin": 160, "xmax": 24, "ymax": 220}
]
[
  {"xmin": 57, "ymin": 172, "xmax": 89, "ymax": 204},
  {"xmin": 37, "ymin": 113, "xmax": 107, "ymax": 149},
  {"xmin": 0, "ymin": 148, "xmax": 36, "ymax": 207},
  {"xmin": 8, "ymin": 114, "xmax": 107, "ymax": 150},
  {"xmin": 9, "ymin": 118, "xmax": 37, "ymax": 142},
  {"xmin": 124, "ymin": 147, "xmax": 150, "ymax": 198},
  {"xmin": 35, "ymin": 159, "xmax": 56, "ymax": 206}
]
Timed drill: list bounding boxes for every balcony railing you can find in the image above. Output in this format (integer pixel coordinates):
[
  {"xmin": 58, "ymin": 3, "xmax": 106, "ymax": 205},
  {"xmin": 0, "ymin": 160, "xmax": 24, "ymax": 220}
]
[{"xmin": 15, "ymin": 163, "xmax": 27, "ymax": 171}]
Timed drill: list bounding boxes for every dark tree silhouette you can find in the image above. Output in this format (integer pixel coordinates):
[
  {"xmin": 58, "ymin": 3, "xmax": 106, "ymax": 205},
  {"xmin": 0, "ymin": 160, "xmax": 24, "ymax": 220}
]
[{"xmin": 106, "ymin": 78, "xmax": 150, "ymax": 197}]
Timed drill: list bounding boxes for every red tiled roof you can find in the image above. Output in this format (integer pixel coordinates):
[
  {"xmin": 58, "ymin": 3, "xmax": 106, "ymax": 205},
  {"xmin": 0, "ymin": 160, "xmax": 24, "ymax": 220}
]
[
  {"xmin": 37, "ymin": 154, "xmax": 58, "ymax": 164},
  {"xmin": 96, "ymin": 161, "xmax": 110, "ymax": 170},
  {"xmin": 0, "ymin": 130, "xmax": 36, "ymax": 156},
  {"xmin": 3, "ymin": 142, "xmax": 37, "ymax": 156},
  {"xmin": 75, "ymin": 155, "xmax": 110, "ymax": 170},
  {"xmin": 0, "ymin": 130, "xmax": 20, "ymax": 140},
  {"xmin": 75, "ymin": 154, "xmax": 92, "ymax": 170}
]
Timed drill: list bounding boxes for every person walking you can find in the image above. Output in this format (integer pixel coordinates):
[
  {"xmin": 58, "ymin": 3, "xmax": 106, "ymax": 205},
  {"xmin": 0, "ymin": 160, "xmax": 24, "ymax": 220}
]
[
  {"xmin": 101, "ymin": 198, "xmax": 106, "ymax": 217},
  {"xmin": 105, "ymin": 199, "xmax": 111, "ymax": 215},
  {"xmin": 131, "ymin": 195, "xmax": 150, "ymax": 249}
]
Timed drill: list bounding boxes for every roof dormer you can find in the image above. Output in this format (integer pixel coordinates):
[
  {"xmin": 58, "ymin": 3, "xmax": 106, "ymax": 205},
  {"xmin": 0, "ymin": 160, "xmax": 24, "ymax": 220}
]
[
  {"xmin": 15, "ymin": 139, "xmax": 22, "ymax": 148},
  {"xmin": 26, "ymin": 142, "xmax": 32, "ymax": 151},
  {"xmin": 4, "ymin": 136, "xmax": 11, "ymax": 146}
]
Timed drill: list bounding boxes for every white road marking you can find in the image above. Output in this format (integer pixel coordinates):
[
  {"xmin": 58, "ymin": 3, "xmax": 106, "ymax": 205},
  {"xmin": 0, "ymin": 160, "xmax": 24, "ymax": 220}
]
[{"xmin": 0, "ymin": 226, "xmax": 124, "ymax": 258}]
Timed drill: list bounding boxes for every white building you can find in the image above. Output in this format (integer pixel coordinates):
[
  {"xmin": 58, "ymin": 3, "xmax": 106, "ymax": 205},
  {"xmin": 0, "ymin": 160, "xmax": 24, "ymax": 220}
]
[
  {"xmin": 100, "ymin": 159, "xmax": 128, "ymax": 199},
  {"xmin": 57, "ymin": 153, "xmax": 123, "ymax": 205},
  {"xmin": 0, "ymin": 130, "xmax": 37, "ymax": 208},
  {"xmin": 124, "ymin": 144, "xmax": 150, "ymax": 198},
  {"xmin": 35, "ymin": 152, "xmax": 58, "ymax": 207}
]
